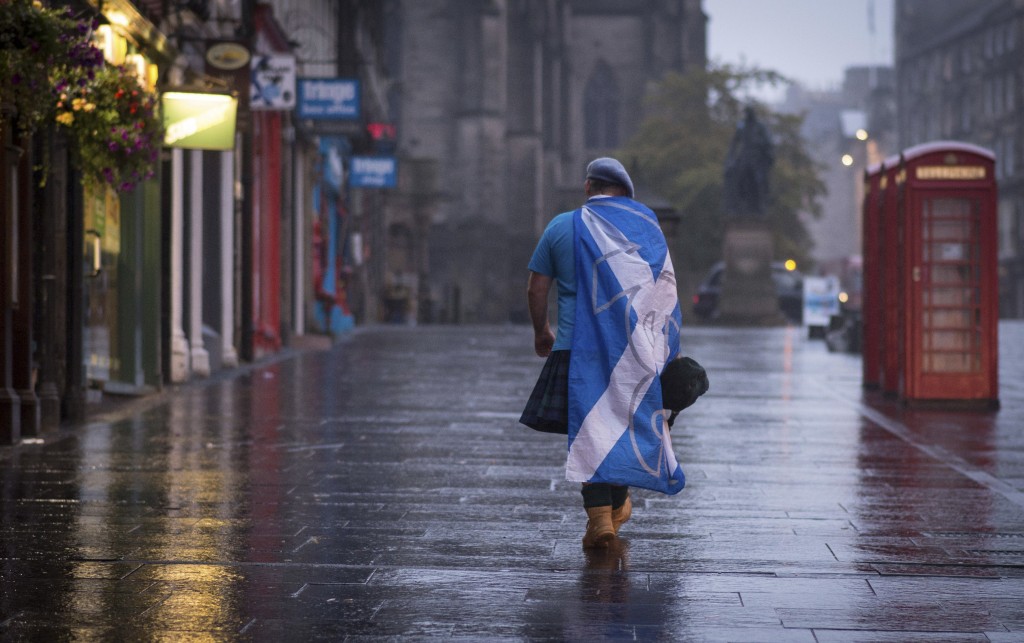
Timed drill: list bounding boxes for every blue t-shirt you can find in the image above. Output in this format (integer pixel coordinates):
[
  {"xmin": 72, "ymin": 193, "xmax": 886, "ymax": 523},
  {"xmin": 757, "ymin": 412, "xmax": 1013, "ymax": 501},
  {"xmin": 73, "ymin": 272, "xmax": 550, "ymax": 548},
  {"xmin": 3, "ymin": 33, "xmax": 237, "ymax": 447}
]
[{"xmin": 528, "ymin": 211, "xmax": 576, "ymax": 350}]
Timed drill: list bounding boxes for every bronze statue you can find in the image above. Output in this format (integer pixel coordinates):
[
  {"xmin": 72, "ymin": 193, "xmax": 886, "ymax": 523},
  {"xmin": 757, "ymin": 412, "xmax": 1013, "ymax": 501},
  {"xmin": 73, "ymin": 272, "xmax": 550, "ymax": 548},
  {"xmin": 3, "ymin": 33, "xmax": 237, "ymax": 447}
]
[{"xmin": 723, "ymin": 107, "xmax": 774, "ymax": 220}]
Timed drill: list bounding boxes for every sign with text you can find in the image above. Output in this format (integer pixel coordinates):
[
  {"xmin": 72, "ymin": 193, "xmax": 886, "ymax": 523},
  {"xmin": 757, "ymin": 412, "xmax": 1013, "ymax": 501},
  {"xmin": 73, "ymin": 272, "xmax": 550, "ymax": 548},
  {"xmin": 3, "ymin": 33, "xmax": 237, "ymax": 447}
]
[
  {"xmin": 298, "ymin": 78, "xmax": 360, "ymax": 120},
  {"xmin": 205, "ymin": 40, "xmax": 251, "ymax": 108},
  {"xmin": 803, "ymin": 275, "xmax": 841, "ymax": 329},
  {"xmin": 350, "ymin": 156, "xmax": 397, "ymax": 188},
  {"xmin": 162, "ymin": 92, "xmax": 238, "ymax": 150},
  {"xmin": 251, "ymin": 54, "xmax": 296, "ymax": 110}
]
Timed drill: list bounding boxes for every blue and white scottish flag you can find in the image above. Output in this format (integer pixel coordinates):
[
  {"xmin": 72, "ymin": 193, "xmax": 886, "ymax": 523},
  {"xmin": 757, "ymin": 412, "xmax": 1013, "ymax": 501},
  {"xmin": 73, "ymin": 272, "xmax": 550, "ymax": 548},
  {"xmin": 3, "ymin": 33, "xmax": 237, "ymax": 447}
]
[{"xmin": 567, "ymin": 197, "xmax": 685, "ymax": 495}]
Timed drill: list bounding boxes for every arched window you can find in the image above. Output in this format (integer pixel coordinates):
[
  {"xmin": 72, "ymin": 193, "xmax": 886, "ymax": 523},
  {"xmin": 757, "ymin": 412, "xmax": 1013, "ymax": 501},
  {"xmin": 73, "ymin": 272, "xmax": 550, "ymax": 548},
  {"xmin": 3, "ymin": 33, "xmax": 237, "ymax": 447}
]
[{"xmin": 584, "ymin": 61, "xmax": 620, "ymax": 149}]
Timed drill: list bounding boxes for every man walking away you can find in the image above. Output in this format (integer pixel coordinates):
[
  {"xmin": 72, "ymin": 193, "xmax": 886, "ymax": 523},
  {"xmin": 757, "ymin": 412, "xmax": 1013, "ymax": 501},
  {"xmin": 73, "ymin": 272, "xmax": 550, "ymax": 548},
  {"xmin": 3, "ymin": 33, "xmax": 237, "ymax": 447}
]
[{"xmin": 521, "ymin": 157, "xmax": 685, "ymax": 549}]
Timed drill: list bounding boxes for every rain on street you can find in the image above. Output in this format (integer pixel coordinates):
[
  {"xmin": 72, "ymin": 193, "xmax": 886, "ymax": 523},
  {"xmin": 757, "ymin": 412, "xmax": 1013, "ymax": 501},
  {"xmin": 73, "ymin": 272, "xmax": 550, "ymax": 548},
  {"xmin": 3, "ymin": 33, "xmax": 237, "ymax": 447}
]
[{"xmin": 3, "ymin": 322, "xmax": 1024, "ymax": 640}]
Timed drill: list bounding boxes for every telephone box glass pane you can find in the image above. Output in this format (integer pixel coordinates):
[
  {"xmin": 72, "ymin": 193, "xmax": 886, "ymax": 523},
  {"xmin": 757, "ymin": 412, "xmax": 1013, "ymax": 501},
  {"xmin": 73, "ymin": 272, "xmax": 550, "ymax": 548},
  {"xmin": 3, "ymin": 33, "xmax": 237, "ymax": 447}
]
[{"xmin": 920, "ymin": 196, "xmax": 982, "ymax": 374}]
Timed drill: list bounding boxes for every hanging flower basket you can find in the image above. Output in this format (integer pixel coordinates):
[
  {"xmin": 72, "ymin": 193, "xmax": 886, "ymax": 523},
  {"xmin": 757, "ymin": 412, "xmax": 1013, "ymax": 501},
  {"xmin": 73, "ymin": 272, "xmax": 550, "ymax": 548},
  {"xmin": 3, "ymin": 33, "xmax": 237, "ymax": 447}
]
[
  {"xmin": 0, "ymin": 0, "xmax": 100, "ymax": 133},
  {"xmin": 56, "ymin": 64, "xmax": 162, "ymax": 191},
  {"xmin": 0, "ymin": 0, "xmax": 162, "ymax": 191}
]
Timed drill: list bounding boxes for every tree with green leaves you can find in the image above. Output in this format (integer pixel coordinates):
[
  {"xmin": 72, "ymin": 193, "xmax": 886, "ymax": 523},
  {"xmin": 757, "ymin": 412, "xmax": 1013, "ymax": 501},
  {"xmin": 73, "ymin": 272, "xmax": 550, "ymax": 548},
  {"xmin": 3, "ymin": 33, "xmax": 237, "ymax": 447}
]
[{"xmin": 619, "ymin": 64, "xmax": 826, "ymax": 275}]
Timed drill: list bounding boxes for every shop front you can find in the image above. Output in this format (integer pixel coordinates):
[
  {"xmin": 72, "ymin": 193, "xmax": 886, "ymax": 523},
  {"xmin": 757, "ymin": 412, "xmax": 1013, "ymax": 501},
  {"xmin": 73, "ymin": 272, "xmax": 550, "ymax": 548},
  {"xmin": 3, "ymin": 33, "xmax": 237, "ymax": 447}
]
[{"xmin": 80, "ymin": 23, "xmax": 166, "ymax": 400}]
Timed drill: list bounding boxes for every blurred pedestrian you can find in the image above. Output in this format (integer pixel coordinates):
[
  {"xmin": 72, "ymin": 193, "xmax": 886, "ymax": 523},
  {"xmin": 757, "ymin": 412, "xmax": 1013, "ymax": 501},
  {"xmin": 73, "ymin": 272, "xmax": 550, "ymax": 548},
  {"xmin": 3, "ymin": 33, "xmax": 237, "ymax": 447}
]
[{"xmin": 520, "ymin": 157, "xmax": 685, "ymax": 549}]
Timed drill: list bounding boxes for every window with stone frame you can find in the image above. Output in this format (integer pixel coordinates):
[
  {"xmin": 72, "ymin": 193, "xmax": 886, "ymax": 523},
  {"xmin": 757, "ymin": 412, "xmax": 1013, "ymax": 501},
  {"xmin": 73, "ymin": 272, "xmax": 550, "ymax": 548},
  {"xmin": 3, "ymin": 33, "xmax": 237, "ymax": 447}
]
[
  {"xmin": 583, "ymin": 60, "xmax": 620, "ymax": 150},
  {"xmin": 960, "ymin": 94, "xmax": 972, "ymax": 133},
  {"xmin": 1006, "ymin": 133, "xmax": 1017, "ymax": 178},
  {"xmin": 1007, "ymin": 72, "xmax": 1016, "ymax": 112},
  {"xmin": 1018, "ymin": 199, "xmax": 1024, "ymax": 252}
]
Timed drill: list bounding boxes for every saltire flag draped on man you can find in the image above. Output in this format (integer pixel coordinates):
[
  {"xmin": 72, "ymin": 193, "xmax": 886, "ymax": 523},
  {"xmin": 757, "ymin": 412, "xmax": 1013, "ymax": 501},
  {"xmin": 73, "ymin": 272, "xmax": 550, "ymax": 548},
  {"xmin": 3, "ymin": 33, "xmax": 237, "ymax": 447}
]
[{"xmin": 567, "ymin": 198, "xmax": 685, "ymax": 495}]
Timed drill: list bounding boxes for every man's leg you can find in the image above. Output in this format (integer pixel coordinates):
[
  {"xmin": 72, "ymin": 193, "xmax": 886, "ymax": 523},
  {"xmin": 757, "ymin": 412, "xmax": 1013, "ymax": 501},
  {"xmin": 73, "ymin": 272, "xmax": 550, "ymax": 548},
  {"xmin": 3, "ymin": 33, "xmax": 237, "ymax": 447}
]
[
  {"xmin": 610, "ymin": 485, "xmax": 631, "ymax": 533},
  {"xmin": 581, "ymin": 483, "xmax": 615, "ymax": 548}
]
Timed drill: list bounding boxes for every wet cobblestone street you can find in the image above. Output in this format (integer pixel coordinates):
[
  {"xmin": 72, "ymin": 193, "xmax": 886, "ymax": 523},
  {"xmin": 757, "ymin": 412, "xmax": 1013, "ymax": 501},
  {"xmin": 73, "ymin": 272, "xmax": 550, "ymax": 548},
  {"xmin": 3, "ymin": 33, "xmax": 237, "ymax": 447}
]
[{"xmin": 3, "ymin": 323, "xmax": 1024, "ymax": 641}]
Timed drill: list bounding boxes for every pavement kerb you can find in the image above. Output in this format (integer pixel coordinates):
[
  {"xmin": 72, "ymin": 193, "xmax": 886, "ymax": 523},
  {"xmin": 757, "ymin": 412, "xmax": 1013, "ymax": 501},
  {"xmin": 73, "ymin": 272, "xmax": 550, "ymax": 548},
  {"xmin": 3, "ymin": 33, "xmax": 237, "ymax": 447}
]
[{"xmin": 5, "ymin": 329, "xmax": 363, "ymax": 450}]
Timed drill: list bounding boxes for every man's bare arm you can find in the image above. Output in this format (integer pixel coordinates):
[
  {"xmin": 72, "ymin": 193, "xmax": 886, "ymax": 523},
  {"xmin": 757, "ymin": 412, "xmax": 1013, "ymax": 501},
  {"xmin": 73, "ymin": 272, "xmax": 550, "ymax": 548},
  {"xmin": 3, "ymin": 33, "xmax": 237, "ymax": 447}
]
[{"xmin": 527, "ymin": 271, "xmax": 556, "ymax": 357}]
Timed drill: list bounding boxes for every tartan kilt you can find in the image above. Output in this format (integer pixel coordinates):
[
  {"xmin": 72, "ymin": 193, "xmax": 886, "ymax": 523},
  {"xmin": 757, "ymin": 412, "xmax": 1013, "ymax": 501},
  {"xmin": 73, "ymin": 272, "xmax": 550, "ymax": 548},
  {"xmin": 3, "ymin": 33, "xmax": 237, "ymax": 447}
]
[{"xmin": 520, "ymin": 350, "xmax": 570, "ymax": 434}]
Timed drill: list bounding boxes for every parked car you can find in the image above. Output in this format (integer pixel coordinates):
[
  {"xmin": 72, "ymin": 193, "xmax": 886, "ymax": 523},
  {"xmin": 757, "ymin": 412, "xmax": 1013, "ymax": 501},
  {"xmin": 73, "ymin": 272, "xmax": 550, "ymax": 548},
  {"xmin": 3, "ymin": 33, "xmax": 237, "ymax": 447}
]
[{"xmin": 692, "ymin": 261, "xmax": 804, "ymax": 323}]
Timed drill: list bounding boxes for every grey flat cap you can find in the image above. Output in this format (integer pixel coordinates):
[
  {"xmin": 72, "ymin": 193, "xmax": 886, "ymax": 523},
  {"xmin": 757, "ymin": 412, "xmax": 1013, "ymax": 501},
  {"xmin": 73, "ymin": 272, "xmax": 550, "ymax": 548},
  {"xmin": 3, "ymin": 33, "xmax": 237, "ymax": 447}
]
[{"xmin": 586, "ymin": 157, "xmax": 634, "ymax": 198}]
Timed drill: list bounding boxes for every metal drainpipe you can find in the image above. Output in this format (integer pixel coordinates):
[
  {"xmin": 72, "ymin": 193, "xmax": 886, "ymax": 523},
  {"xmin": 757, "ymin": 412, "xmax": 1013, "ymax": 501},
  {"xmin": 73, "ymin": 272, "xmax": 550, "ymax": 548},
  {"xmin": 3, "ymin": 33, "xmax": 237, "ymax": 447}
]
[
  {"xmin": 13, "ymin": 119, "xmax": 38, "ymax": 435},
  {"xmin": 63, "ymin": 138, "xmax": 86, "ymax": 423},
  {"xmin": 0, "ymin": 108, "xmax": 22, "ymax": 441},
  {"xmin": 238, "ymin": 0, "xmax": 255, "ymax": 362},
  {"xmin": 36, "ymin": 124, "xmax": 63, "ymax": 432}
]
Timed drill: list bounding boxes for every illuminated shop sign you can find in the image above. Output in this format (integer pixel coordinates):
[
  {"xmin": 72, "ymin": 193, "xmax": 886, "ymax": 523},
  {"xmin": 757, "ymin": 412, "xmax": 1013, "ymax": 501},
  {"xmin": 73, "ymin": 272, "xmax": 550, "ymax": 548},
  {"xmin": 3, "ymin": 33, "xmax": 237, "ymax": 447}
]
[
  {"xmin": 162, "ymin": 92, "xmax": 238, "ymax": 150},
  {"xmin": 350, "ymin": 156, "xmax": 397, "ymax": 188},
  {"xmin": 298, "ymin": 78, "xmax": 360, "ymax": 120}
]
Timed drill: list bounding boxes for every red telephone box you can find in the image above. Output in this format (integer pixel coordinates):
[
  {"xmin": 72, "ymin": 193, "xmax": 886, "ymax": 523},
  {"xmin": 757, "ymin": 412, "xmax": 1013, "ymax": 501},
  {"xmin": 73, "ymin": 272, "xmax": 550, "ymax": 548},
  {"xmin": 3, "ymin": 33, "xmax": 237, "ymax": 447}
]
[
  {"xmin": 863, "ymin": 156, "xmax": 903, "ymax": 396},
  {"xmin": 860, "ymin": 162, "xmax": 884, "ymax": 389},
  {"xmin": 881, "ymin": 159, "xmax": 903, "ymax": 396},
  {"xmin": 895, "ymin": 142, "xmax": 999, "ymax": 407},
  {"xmin": 861, "ymin": 163, "xmax": 884, "ymax": 388}
]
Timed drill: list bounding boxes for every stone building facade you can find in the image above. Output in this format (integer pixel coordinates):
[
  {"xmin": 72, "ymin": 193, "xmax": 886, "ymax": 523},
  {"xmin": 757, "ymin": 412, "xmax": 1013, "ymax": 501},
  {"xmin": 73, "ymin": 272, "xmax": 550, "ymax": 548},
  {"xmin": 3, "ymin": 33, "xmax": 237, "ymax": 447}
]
[
  {"xmin": 895, "ymin": 0, "xmax": 1024, "ymax": 317},
  {"xmin": 386, "ymin": 0, "xmax": 707, "ymax": 323}
]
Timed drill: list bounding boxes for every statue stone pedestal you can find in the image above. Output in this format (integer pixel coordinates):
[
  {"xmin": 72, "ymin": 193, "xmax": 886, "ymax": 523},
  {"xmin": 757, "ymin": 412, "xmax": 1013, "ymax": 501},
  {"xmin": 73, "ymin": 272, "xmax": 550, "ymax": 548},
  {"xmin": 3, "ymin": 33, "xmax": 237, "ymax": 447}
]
[{"xmin": 717, "ymin": 221, "xmax": 786, "ymax": 326}]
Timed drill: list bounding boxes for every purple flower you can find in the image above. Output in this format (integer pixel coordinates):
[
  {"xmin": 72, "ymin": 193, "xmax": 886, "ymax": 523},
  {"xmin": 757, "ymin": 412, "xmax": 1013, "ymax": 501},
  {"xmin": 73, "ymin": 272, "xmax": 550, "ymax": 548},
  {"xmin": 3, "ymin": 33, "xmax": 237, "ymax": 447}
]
[{"xmin": 11, "ymin": 73, "xmax": 21, "ymax": 85}]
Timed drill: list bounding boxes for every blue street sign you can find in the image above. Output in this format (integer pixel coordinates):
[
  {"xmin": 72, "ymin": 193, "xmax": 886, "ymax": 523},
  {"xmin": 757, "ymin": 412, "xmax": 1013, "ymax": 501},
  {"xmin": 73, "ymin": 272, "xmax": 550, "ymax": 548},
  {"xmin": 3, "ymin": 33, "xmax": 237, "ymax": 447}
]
[
  {"xmin": 297, "ymin": 78, "xmax": 360, "ymax": 120},
  {"xmin": 350, "ymin": 156, "xmax": 397, "ymax": 188}
]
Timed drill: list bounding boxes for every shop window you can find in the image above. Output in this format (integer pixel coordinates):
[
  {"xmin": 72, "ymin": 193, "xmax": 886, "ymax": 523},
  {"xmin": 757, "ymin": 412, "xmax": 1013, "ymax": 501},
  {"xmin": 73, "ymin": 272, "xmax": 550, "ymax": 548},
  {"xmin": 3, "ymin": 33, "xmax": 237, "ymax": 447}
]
[
  {"xmin": 1017, "ymin": 201, "xmax": 1024, "ymax": 251},
  {"xmin": 584, "ymin": 60, "xmax": 620, "ymax": 150},
  {"xmin": 999, "ymin": 198, "xmax": 1015, "ymax": 258},
  {"xmin": 1003, "ymin": 134, "xmax": 1011, "ymax": 177}
]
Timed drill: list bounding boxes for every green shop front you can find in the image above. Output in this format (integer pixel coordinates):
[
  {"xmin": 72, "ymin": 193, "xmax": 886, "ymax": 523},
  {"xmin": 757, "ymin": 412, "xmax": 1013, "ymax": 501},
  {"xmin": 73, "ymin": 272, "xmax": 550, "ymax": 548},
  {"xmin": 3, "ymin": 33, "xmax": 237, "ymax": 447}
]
[
  {"xmin": 81, "ymin": 178, "xmax": 162, "ymax": 396},
  {"xmin": 78, "ymin": 4, "xmax": 172, "ymax": 401}
]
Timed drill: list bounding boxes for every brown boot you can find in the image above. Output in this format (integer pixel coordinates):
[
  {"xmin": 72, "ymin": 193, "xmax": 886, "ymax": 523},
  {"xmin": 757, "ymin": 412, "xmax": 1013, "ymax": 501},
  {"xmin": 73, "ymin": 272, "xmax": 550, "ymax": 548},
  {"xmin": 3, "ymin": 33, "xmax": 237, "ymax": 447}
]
[
  {"xmin": 611, "ymin": 495, "xmax": 632, "ymax": 534},
  {"xmin": 582, "ymin": 506, "xmax": 616, "ymax": 548}
]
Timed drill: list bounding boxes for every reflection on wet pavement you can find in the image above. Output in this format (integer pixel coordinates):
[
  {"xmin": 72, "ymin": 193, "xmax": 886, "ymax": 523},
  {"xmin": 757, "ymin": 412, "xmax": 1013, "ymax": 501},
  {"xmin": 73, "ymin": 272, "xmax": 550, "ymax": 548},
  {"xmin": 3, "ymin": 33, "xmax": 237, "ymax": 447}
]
[{"xmin": 2, "ymin": 323, "xmax": 1024, "ymax": 640}]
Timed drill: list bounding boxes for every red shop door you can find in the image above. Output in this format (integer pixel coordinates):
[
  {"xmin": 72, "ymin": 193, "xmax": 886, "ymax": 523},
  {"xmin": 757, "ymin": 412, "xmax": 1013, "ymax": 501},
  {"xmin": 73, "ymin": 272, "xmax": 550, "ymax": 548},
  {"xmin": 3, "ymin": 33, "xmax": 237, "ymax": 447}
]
[{"xmin": 252, "ymin": 111, "xmax": 282, "ymax": 355}]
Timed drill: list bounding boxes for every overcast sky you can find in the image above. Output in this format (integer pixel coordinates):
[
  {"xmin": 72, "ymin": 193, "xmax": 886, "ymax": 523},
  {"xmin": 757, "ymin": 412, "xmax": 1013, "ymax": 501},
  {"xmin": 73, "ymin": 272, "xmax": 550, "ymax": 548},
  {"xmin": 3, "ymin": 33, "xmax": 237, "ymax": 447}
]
[{"xmin": 704, "ymin": 0, "xmax": 894, "ymax": 102}]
